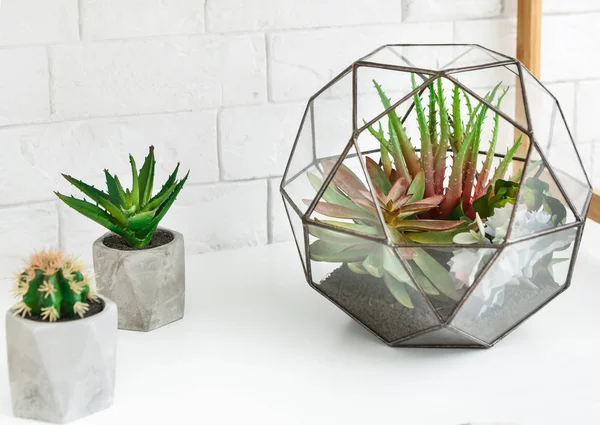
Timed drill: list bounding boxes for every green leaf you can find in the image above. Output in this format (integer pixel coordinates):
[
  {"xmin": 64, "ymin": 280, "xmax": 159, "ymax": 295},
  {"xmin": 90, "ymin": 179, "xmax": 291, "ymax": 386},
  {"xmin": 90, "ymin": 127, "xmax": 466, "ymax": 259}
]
[
  {"xmin": 127, "ymin": 211, "xmax": 155, "ymax": 231},
  {"xmin": 408, "ymin": 263, "xmax": 440, "ymax": 296},
  {"xmin": 309, "ymin": 239, "xmax": 371, "ymax": 263},
  {"xmin": 407, "ymin": 170, "xmax": 425, "ymax": 202},
  {"xmin": 412, "ymin": 249, "xmax": 461, "ymax": 301},
  {"xmin": 308, "ymin": 222, "xmax": 378, "ymax": 244},
  {"xmin": 365, "ymin": 157, "xmax": 392, "ymax": 194},
  {"xmin": 144, "ymin": 171, "xmax": 189, "ymax": 234},
  {"xmin": 55, "ymin": 192, "xmax": 123, "ymax": 233},
  {"xmin": 373, "ymin": 79, "xmax": 420, "ymax": 177},
  {"xmin": 114, "ymin": 175, "xmax": 130, "ymax": 209},
  {"xmin": 543, "ymin": 194, "xmax": 567, "ymax": 226},
  {"xmin": 104, "ymin": 170, "xmax": 121, "ymax": 206},
  {"xmin": 138, "ymin": 146, "xmax": 156, "ymax": 207},
  {"xmin": 61, "ymin": 174, "xmax": 127, "ymax": 226},
  {"xmin": 129, "ymin": 155, "xmax": 140, "ymax": 209},
  {"xmin": 362, "ymin": 247, "xmax": 384, "ymax": 278},
  {"xmin": 147, "ymin": 163, "xmax": 180, "ymax": 206},
  {"xmin": 383, "ymin": 272, "xmax": 414, "ymax": 309},
  {"xmin": 492, "ymin": 135, "xmax": 522, "ymax": 183},
  {"xmin": 403, "ymin": 223, "xmax": 473, "ymax": 244},
  {"xmin": 451, "ymin": 85, "xmax": 463, "ymax": 152}
]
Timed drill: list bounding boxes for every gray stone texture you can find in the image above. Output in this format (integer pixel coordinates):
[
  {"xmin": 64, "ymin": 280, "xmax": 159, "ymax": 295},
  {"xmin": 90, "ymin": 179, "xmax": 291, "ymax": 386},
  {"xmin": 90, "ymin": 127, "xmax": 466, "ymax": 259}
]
[
  {"xmin": 93, "ymin": 228, "xmax": 185, "ymax": 332},
  {"xmin": 6, "ymin": 297, "xmax": 117, "ymax": 424}
]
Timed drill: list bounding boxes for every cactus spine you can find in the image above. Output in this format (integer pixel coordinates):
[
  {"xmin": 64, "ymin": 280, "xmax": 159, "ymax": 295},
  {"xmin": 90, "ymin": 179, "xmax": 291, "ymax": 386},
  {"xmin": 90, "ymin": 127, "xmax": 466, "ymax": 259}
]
[{"xmin": 12, "ymin": 249, "xmax": 97, "ymax": 322}]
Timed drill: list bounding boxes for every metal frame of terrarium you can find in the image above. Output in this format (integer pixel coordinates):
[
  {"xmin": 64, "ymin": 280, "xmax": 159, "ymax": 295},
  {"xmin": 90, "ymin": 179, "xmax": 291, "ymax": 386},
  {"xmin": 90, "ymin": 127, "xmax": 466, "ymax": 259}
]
[{"xmin": 280, "ymin": 44, "xmax": 592, "ymax": 349}]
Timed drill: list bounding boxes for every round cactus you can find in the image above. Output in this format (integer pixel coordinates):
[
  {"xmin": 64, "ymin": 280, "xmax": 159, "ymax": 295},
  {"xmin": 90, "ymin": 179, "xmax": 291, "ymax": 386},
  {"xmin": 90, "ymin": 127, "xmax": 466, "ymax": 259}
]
[{"xmin": 12, "ymin": 249, "xmax": 98, "ymax": 322}]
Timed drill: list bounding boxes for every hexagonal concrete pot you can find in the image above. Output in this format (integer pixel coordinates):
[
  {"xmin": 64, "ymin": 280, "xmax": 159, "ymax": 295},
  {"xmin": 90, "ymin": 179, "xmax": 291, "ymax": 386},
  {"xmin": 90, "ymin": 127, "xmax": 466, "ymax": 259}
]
[
  {"xmin": 6, "ymin": 297, "xmax": 117, "ymax": 424},
  {"xmin": 93, "ymin": 228, "xmax": 185, "ymax": 332}
]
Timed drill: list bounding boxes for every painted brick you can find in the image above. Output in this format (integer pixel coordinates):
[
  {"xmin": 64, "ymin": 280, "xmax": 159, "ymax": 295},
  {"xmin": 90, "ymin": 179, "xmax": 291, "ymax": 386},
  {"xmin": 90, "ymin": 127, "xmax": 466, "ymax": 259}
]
[
  {"xmin": 454, "ymin": 18, "xmax": 516, "ymax": 58},
  {"xmin": 0, "ymin": 48, "xmax": 49, "ymax": 126},
  {"xmin": 207, "ymin": 0, "xmax": 403, "ymax": 32},
  {"xmin": 81, "ymin": 0, "xmax": 205, "ymax": 40},
  {"xmin": 219, "ymin": 103, "xmax": 305, "ymax": 180},
  {"xmin": 542, "ymin": 14, "xmax": 600, "ymax": 82},
  {"xmin": 403, "ymin": 0, "xmax": 501, "ymax": 22},
  {"xmin": 0, "ymin": 112, "xmax": 218, "ymax": 205},
  {"xmin": 504, "ymin": 0, "xmax": 600, "ymax": 15},
  {"xmin": 51, "ymin": 35, "xmax": 266, "ymax": 119},
  {"xmin": 0, "ymin": 202, "xmax": 58, "ymax": 273},
  {"xmin": 269, "ymin": 178, "xmax": 293, "ymax": 244},
  {"xmin": 268, "ymin": 23, "xmax": 453, "ymax": 102},
  {"xmin": 160, "ymin": 181, "xmax": 268, "ymax": 254},
  {"xmin": 0, "ymin": 0, "xmax": 78, "ymax": 46}
]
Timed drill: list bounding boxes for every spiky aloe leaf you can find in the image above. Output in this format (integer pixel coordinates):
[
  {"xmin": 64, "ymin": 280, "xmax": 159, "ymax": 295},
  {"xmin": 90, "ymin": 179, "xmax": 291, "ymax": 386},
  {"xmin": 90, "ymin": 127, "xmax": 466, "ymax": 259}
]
[
  {"xmin": 55, "ymin": 193, "xmax": 123, "ymax": 233},
  {"xmin": 113, "ymin": 175, "xmax": 130, "ymax": 209},
  {"xmin": 104, "ymin": 170, "xmax": 121, "ymax": 206},
  {"xmin": 127, "ymin": 211, "xmax": 155, "ymax": 232},
  {"xmin": 451, "ymin": 85, "xmax": 463, "ymax": 152},
  {"xmin": 475, "ymin": 87, "xmax": 510, "ymax": 198},
  {"xmin": 129, "ymin": 155, "xmax": 140, "ymax": 209},
  {"xmin": 491, "ymin": 136, "xmax": 522, "ymax": 184},
  {"xmin": 147, "ymin": 163, "xmax": 180, "ymax": 207},
  {"xmin": 434, "ymin": 78, "xmax": 450, "ymax": 195},
  {"xmin": 307, "ymin": 201, "xmax": 374, "ymax": 220},
  {"xmin": 366, "ymin": 121, "xmax": 393, "ymax": 153},
  {"xmin": 428, "ymin": 82, "xmax": 438, "ymax": 154},
  {"xmin": 388, "ymin": 119, "xmax": 411, "ymax": 182},
  {"xmin": 138, "ymin": 146, "xmax": 155, "ymax": 207},
  {"xmin": 365, "ymin": 157, "xmax": 392, "ymax": 194},
  {"xmin": 145, "ymin": 171, "xmax": 189, "ymax": 229},
  {"xmin": 373, "ymin": 80, "xmax": 420, "ymax": 177},
  {"xmin": 411, "ymin": 74, "xmax": 435, "ymax": 198},
  {"xmin": 61, "ymin": 174, "xmax": 127, "ymax": 226}
]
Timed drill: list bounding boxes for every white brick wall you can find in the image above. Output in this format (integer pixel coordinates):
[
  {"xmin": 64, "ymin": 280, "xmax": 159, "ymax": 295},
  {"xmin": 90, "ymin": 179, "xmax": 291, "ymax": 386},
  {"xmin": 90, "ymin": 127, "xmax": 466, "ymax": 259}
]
[{"xmin": 0, "ymin": 0, "xmax": 597, "ymax": 270}]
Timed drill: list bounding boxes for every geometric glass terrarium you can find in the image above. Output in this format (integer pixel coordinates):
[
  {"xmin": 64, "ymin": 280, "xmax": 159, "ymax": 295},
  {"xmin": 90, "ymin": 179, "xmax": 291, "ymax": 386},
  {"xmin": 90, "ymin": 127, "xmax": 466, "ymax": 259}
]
[{"xmin": 280, "ymin": 44, "xmax": 591, "ymax": 348}]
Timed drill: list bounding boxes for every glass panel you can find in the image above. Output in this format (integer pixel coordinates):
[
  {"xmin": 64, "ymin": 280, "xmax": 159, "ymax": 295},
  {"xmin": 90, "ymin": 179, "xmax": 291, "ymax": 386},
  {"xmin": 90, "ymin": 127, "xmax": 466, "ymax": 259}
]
[
  {"xmin": 395, "ymin": 326, "xmax": 483, "ymax": 347},
  {"xmin": 448, "ymin": 63, "xmax": 527, "ymax": 131},
  {"xmin": 362, "ymin": 45, "xmax": 507, "ymax": 72},
  {"xmin": 543, "ymin": 106, "xmax": 591, "ymax": 217},
  {"xmin": 506, "ymin": 144, "xmax": 576, "ymax": 241},
  {"xmin": 354, "ymin": 63, "xmax": 432, "ymax": 130},
  {"xmin": 451, "ymin": 226, "xmax": 578, "ymax": 344},
  {"xmin": 521, "ymin": 69, "xmax": 591, "ymax": 217},
  {"xmin": 307, "ymin": 145, "xmax": 386, "ymax": 239},
  {"xmin": 307, "ymin": 225, "xmax": 441, "ymax": 343},
  {"xmin": 282, "ymin": 195, "xmax": 307, "ymax": 275},
  {"xmin": 397, "ymin": 246, "xmax": 497, "ymax": 322}
]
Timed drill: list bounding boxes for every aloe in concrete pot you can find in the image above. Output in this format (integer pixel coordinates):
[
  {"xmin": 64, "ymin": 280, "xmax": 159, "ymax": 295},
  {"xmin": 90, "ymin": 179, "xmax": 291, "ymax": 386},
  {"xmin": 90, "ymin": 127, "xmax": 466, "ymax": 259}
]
[
  {"xmin": 56, "ymin": 146, "xmax": 189, "ymax": 332},
  {"xmin": 6, "ymin": 249, "xmax": 117, "ymax": 423}
]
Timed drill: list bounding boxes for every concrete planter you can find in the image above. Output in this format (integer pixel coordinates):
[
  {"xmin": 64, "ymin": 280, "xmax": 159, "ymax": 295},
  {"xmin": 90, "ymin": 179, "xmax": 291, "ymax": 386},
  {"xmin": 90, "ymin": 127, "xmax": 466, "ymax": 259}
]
[
  {"xmin": 92, "ymin": 228, "xmax": 185, "ymax": 332},
  {"xmin": 6, "ymin": 297, "xmax": 117, "ymax": 424}
]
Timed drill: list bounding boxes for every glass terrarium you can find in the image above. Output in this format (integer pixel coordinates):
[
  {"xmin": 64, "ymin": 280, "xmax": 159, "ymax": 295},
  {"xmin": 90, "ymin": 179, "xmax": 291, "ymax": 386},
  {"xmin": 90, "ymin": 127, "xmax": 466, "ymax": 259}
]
[{"xmin": 279, "ymin": 44, "xmax": 591, "ymax": 348}]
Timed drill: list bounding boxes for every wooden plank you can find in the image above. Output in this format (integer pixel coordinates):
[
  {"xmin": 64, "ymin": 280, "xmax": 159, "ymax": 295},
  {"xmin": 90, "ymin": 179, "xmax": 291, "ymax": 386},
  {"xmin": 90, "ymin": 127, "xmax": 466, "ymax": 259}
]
[
  {"xmin": 515, "ymin": 0, "xmax": 542, "ymax": 161},
  {"xmin": 589, "ymin": 192, "xmax": 600, "ymax": 222}
]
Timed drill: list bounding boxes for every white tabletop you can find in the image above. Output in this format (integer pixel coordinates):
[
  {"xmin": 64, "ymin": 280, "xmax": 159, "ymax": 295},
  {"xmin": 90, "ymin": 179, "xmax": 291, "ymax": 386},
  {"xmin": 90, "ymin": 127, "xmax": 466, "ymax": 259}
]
[{"xmin": 1, "ymin": 221, "xmax": 600, "ymax": 425}]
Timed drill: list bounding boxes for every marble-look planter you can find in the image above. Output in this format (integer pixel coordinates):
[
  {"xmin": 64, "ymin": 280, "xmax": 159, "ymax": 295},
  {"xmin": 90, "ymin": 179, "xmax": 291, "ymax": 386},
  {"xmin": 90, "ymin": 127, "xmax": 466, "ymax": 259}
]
[
  {"xmin": 92, "ymin": 228, "xmax": 185, "ymax": 332},
  {"xmin": 6, "ymin": 297, "xmax": 117, "ymax": 424}
]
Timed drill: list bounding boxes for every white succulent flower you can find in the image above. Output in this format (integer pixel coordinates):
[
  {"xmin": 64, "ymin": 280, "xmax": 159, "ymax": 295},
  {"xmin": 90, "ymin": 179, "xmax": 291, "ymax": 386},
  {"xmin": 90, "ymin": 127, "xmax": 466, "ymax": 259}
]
[{"xmin": 448, "ymin": 203, "xmax": 573, "ymax": 314}]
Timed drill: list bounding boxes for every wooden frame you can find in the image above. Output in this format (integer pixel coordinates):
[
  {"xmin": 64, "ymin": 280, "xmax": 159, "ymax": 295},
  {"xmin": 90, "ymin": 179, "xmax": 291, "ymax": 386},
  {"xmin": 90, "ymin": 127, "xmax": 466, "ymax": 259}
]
[{"xmin": 516, "ymin": 0, "xmax": 599, "ymax": 221}]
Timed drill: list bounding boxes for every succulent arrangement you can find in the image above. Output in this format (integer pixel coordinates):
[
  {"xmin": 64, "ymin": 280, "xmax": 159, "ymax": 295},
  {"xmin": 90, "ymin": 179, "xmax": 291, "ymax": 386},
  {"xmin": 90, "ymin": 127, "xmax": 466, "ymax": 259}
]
[
  {"xmin": 307, "ymin": 76, "xmax": 568, "ymax": 309},
  {"xmin": 56, "ymin": 146, "xmax": 189, "ymax": 249},
  {"xmin": 12, "ymin": 249, "xmax": 97, "ymax": 322}
]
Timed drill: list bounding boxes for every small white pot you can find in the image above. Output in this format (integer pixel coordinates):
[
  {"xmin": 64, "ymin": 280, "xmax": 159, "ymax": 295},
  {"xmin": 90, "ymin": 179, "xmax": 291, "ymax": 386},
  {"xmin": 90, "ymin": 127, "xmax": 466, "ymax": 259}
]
[
  {"xmin": 92, "ymin": 228, "xmax": 185, "ymax": 332},
  {"xmin": 6, "ymin": 297, "xmax": 117, "ymax": 424}
]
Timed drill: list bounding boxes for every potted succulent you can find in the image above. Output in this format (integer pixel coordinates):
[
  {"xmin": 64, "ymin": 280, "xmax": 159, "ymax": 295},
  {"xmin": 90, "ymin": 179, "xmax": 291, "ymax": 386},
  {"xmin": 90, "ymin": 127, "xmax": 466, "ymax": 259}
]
[
  {"xmin": 281, "ymin": 44, "xmax": 590, "ymax": 348},
  {"xmin": 6, "ymin": 249, "xmax": 117, "ymax": 423},
  {"xmin": 56, "ymin": 146, "xmax": 189, "ymax": 332}
]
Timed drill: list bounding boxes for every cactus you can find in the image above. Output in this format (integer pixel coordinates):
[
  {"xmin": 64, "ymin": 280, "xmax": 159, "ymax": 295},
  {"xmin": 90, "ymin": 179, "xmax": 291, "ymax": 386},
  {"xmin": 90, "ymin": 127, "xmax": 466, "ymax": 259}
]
[{"xmin": 12, "ymin": 249, "xmax": 97, "ymax": 322}]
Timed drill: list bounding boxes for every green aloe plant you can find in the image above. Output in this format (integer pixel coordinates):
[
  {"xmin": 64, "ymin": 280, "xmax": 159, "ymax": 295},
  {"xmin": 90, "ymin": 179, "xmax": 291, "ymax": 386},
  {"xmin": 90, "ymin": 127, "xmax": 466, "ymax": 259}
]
[
  {"xmin": 305, "ymin": 75, "xmax": 526, "ymax": 308},
  {"xmin": 56, "ymin": 146, "xmax": 189, "ymax": 249}
]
